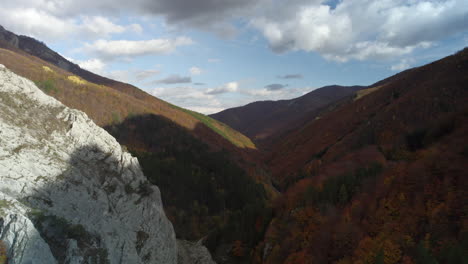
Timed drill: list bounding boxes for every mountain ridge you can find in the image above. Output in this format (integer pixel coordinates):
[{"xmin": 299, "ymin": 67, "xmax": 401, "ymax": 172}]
[
  {"xmin": 0, "ymin": 25, "xmax": 255, "ymax": 151},
  {"xmin": 210, "ymin": 85, "xmax": 364, "ymax": 143},
  {"xmin": 255, "ymin": 48, "xmax": 468, "ymax": 263}
]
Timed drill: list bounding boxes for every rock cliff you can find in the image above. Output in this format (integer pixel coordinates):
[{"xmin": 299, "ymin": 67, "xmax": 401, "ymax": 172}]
[{"xmin": 0, "ymin": 64, "xmax": 178, "ymax": 263}]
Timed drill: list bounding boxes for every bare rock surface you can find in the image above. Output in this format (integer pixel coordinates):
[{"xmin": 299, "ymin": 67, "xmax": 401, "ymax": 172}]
[
  {"xmin": 0, "ymin": 64, "xmax": 177, "ymax": 264},
  {"xmin": 177, "ymin": 240, "xmax": 216, "ymax": 264}
]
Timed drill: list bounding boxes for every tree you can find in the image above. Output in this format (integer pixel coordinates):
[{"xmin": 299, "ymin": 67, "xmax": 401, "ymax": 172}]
[
  {"xmin": 339, "ymin": 184, "xmax": 349, "ymax": 205},
  {"xmin": 415, "ymin": 241, "xmax": 438, "ymax": 264},
  {"xmin": 0, "ymin": 240, "xmax": 7, "ymax": 264}
]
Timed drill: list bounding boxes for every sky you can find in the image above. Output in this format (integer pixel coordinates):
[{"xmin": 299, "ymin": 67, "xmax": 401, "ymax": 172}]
[{"xmin": 1, "ymin": 0, "xmax": 467, "ymax": 114}]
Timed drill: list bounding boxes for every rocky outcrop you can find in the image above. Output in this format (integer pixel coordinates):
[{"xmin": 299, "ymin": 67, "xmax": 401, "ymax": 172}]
[
  {"xmin": 177, "ymin": 240, "xmax": 216, "ymax": 264},
  {"xmin": 0, "ymin": 25, "xmax": 76, "ymax": 72},
  {"xmin": 0, "ymin": 64, "xmax": 177, "ymax": 263},
  {"xmin": 0, "ymin": 26, "xmax": 19, "ymax": 48}
]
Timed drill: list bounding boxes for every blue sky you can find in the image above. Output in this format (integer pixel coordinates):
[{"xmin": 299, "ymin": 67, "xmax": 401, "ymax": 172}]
[{"xmin": 1, "ymin": 0, "xmax": 467, "ymax": 114}]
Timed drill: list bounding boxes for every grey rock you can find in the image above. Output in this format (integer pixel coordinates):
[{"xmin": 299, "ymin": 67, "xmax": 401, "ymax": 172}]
[
  {"xmin": 0, "ymin": 195, "xmax": 57, "ymax": 264},
  {"xmin": 0, "ymin": 64, "xmax": 177, "ymax": 264},
  {"xmin": 177, "ymin": 240, "xmax": 216, "ymax": 264}
]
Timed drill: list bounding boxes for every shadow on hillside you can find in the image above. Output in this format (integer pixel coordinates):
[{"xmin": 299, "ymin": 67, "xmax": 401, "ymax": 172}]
[
  {"xmin": 103, "ymin": 113, "xmax": 272, "ymax": 262},
  {"xmin": 8, "ymin": 143, "xmax": 174, "ymax": 263}
]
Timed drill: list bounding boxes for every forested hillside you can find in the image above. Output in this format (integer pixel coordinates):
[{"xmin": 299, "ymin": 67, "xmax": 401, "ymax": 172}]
[
  {"xmin": 211, "ymin": 85, "xmax": 363, "ymax": 143},
  {"xmin": 0, "ymin": 29, "xmax": 270, "ymax": 263},
  {"xmin": 253, "ymin": 48, "xmax": 468, "ymax": 263}
]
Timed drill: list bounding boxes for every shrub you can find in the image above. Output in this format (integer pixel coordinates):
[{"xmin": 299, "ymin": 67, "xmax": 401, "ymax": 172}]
[
  {"xmin": 67, "ymin": 75, "xmax": 87, "ymax": 85},
  {"xmin": 0, "ymin": 240, "xmax": 6, "ymax": 264},
  {"xmin": 35, "ymin": 79, "xmax": 57, "ymax": 93}
]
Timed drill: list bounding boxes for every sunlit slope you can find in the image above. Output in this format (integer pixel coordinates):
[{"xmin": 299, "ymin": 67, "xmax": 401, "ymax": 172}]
[{"xmin": 0, "ymin": 46, "xmax": 255, "ymax": 150}]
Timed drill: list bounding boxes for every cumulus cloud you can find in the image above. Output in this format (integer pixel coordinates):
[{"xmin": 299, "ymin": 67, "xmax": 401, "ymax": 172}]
[
  {"xmin": 205, "ymin": 82, "xmax": 239, "ymax": 95},
  {"xmin": 105, "ymin": 70, "xmax": 133, "ymax": 83},
  {"xmin": 135, "ymin": 69, "xmax": 160, "ymax": 80},
  {"xmin": 154, "ymin": 74, "xmax": 192, "ymax": 84},
  {"xmin": 241, "ymin": 86, "xmax": 305, "ymax": 99},
  {"xmin": 77, "ymin": 58, "xmax": 106, "ymax": 74},
  {"xmin": 80, "ymin": 16, "xmax": 143, "ymax": 38},
  {"xmin": 265, "ymin": 83, "xmax": 288, "ymax": 91},
  {"xmin": 0, "ymin": 7, "xmax": 143, "ymax": 41},
  {"xmin": 0, "ymin": 8, "xmax": 75, "ymax": 40},
  {"xmin": 83, "ymin": 37, "xmax": 193, "ymax": 60},
  {"xmin": 252, "ymin": 0, "xmax": 468, "ymax": 61},
  {"xmin": 0, "ymin": 0, "xmax": 263, "ymax": 39},
  {"xmin": 152, "ymin": 86, "xmax": 223, "ymax": 114},
  {"xmin": 278, "ymin": 74, "xmax": 303, "ymax": 79},
  {"xmin": 131, "ymin": 0, "xmax": 262, "ymax": 37},
  {"xmin": 391, "ymin": 59, "xmax": 413, "ymax": 71},
  {"xmin": 2, "ymin": 0, "xmax": 466, "ymax": 60},
  {"xmin": 189, "ymin": 67, "xmax": 203, "ymax": 75}
]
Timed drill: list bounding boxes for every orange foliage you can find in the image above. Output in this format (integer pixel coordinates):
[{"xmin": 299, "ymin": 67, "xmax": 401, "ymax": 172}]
[{"xmin": 231, "ymin": 240, "xmax": 246, "ymax": 257}]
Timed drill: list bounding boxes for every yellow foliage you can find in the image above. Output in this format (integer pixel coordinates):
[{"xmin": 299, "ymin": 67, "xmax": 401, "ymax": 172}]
[
  {"xmin": 382, "ymin": 240, "xmax": 402, "ymax": 264},
  {"xmin": 398, "ymin": 193, "xmax": 406, "ymax": 202},
  {"xmin": 42, "ymin": 66, "xmax": 53, "ymax": 73},
  {"xmin": 354, "ymin": 236, "xmax": 378, "ymax": 264},
  {"xmin": 354, "ymin": 85, "xmax": 383, "ymax": 101},
  {"xmin": 67, "ymin": 75, "xmax": 87, "ymax": 85},
  {"xmin": 335, "ymin": 257, "xmax": 352, "ymax": 264}
]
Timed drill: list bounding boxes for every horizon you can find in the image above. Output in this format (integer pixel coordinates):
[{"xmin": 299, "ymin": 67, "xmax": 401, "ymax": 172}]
[{"xmin": 1, "ymin": 0, "xmax": 467, "ymax": 114}]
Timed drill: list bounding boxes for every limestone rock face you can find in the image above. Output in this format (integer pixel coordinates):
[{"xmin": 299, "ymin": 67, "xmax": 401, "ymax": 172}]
[
  {"xmin": 177, "ymin": 240, "xmax": 216, "ymax": 264},
  {"xmin": 0, "ymin": 64, "xmax": 177, "ymax": 263}
]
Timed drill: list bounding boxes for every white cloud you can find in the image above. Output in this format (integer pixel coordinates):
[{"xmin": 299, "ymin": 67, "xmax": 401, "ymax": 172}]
[
  {"xmin": 189, "ymin": 66, "xmax": 203, "ymax": 75},
  {"xmin": 135, "ymin": 69, "xmax": 160, "ymax": 80},
  {"xmin": 243, "ymin": 88, "xmax": 277, "ymax": 97},
  {"xmin": 79, "ymin": 16, "xmax": 143, "ymax": 38},
  {"xmin": 105, "ymin": 70, "xmax": 133, "ymax": 83},
  {"xmin": 240, "ymin": 85, "xmax": 311, "ymax": 101},
  {"xmin": 3, "ymin": 0, "xmax": 465, "ymax": 62},
  {"xmin": 252, "ymin": 0, "xmax": 468, "ymax": 61},
  {"xmin": 278, "ymin": 74, "xmax": 303, "ymax": 79},
  {"xmin": 205, "ymin": 82, "xmax": 238, "ymax": 95},
  {"xmin": 190, "ymin": 106, "xmax": 226, "ymax": 114},
  {"xmin": 0, "ymin": 7, "xmax": 143, "ymax": 42},
  {"xmin": 391, "ymin": 59, "xmax": 413, "ymax": 71},
  {"xmin": 152, "ymin": 86, "xmax": 222, "ymax": 114},
  {"xmin": 154, "ymin": 74, "xmax": 192, "ymax": 84},
  {"xmin": 0, "ymin": 8, "xmax": 75, "ymax": 40},
  {"xmin": 77, "ymin": 58, "xmax": 106, "ymax": 74},
  {"xmin": 128, "ymin": 23, "xmax": 143, "ymax": 34},
  {"xmin": 265, "ymin": 83, "xmax": 288, "ymax": 91},
  {"xmin": 80, "ymin": 16, "xmax": 126, "ymax": 36},
  {"xmin": 83, "ymin": 37, "xmax": 193, "ymax": 60}
]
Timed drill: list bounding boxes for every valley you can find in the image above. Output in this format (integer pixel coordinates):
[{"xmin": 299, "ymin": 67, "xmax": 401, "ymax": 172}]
[{"xmin": 0, "ymin": 24, "xmax": 467, "ymax": 264}]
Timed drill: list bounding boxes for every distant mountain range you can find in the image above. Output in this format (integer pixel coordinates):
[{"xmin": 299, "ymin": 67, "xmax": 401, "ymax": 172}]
[{"xmin": 211, "ymin": 85, "xmax": 364, "ymax": 143}]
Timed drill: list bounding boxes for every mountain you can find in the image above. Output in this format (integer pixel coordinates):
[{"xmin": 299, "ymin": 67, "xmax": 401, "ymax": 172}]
[
  {"xmin": 253, "ymin": 49, "xmax": 468, "ymax": 263},
  {"xmin": 0, "ymin": 26, "xmax": 270, "ymax": 263},
  {"xmin": 210, "ymin": 85, "xmax": 364, "ymax": 143},
  {"xmin": 0, "ymin": 25, "xmax": 254, "ymax": 152},
  {"xmin": 0, "ymin": 64, "xmax": 178, "ymax": 263}
]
